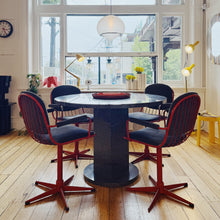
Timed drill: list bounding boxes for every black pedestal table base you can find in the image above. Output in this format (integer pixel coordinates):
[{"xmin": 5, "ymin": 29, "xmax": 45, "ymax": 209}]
[
  {"xmin": 84, "ymin": 108, "xmax": 139, "ymax": 187},
  {"xmin": 84, "ymin": 163, "xmax": 139, "ymax": 187}
]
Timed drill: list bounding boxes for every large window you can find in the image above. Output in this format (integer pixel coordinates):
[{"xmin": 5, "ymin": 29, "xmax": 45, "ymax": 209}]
[
  {"xmin": 34, "ymin": 0, "xmax": 187, "ymax": 88},
  {"xmin": 65, "ymin": 14, "xmax": 156, "ymax": 86}
]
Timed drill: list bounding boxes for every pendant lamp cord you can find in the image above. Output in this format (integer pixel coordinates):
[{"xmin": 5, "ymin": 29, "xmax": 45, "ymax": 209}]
[{"xmin": 110, "ymin": 0, "xmax": 112, "ymax": 15}]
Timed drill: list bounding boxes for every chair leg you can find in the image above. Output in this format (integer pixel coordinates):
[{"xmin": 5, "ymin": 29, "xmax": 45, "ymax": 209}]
[
  {"xmin": 126, "ymin": 148, "xmax": 193, "ymax": 212},
  {"xmin": 148, "ymin": 189, "xmax": 160, "ymax": 212},
  {"xmin": 130, "ymin": 145, "xmax": 170, "ymax": 164},
  {"xmin": 51, "ymin": 142, "xmax": 93, "ymax": 168},
  {"xmin": 25, "ymin": 145, "xmax": 95, "ymax": 211}
]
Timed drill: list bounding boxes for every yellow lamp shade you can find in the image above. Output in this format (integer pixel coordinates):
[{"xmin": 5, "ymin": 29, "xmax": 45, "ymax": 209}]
[
  {"xmin": 185, "ymin": 41, "xmax": 199, "ymax": 54},
  {"xmin": 76, "ymin": 54, "xmax": 85, "ymax": 62},
  {"xmin": 66, "ymin": 54, "xmax": 85, "ymax": 69},
  {"xmin": 182, "ymin": 64, "xmax": 195, "ymax": 77}
]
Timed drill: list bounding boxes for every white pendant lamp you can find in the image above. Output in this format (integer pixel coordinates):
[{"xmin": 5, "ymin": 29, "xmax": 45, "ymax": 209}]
[
  {"xmin": 97, "ymin": 1, "xmax": 125, "ymax": 42},
  {"xmin": 97, "ymin": 15, "xmax": 125, "ymax": 42}
]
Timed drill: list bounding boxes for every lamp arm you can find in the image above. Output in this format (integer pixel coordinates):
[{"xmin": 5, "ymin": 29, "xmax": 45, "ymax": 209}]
[
  {"xmin": 65, "ymin": 58, "xmax": 76, "ymax": 69},
  {"xmin": 185, "ymin": 76, "xmax": 188, "ymax": 93},
  {"xmin": 193, "ymin": 41, "xmax": 199, "ymax": 47},
  {"xmin": 65, "ymin": 68, "xmax": 80, "ymax": 88},
  {"xmin": 184, "ymin": 53, "xmax": 188, "ymax": 67},
  {"xmin": 65, "ymin": 58, "xmax": 80, "ymax": 88}
]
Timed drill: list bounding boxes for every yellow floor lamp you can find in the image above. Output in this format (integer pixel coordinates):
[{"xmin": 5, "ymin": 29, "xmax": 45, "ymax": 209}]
[{"xmin": 182, "ymin": 41, "xmax": 199, "ymax": 93}]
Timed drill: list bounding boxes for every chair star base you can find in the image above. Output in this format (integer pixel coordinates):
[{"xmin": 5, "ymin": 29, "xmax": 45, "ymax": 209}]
[
  {"xmin": 130, "ymin": 146, "xmax": 170, "ymax": 165},
  {"xmin": 25, "ymin": 175, "xmax": 95, "ymax": 211},
  {"xmin": 51, "ymin": 142, "xmax": 93, "ymax": 168},
  {"xmin": 126, "ymin": 175, "xmax": 194, "ymax": 212}
]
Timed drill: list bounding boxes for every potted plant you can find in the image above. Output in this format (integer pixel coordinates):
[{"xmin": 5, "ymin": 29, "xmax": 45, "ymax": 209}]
[
  {"xmin": 135, "ymin": 66, "xmax": 144, "ymax": 74},
  {"xmin": 18, "ymin": 73, "xmax": 41, "ymax": 136},
  {"xmin": 126, "ymin": 74, "xmax": 136, "ymax": 90},
  {"xmin": 134, "ymin": 67, "xmax": 146, "ymax": 90},
  {"xmin": 27, "ymin": 73, "xmax": 41, "ymax": 94}
]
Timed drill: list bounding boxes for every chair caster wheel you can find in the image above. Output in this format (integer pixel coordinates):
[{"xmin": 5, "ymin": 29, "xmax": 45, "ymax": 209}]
[
  {"xmin": 25, "ymin": 201, "xmax": 30, "ymax": 205},
  {"xmin": 35, "ymin": 181, "xmax": 39, "ymax": 185},
  {"xmin": 189, "ymin": 203, "xmax": 194, "ymax": 208},
  {"xmin": 65, "ymin": 207, "xmax": 69, "ymax": 212},
  {"xmin": 51, "ymin": 159, "xmax": 55, "ymax": 163},
  {"xmin": 184, "ymin": 183, "xmax": 188, "ymax": 187},
  {"xmin": 91, "ymin": 188, "xmax": 96, "ymax": 192}
]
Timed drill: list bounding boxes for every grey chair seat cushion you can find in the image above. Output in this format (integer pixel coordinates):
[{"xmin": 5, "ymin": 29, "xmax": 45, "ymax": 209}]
[
  {"xmin": 129, "ymin": 127, "xmax": 187, "ymax": 148},
  {"xmin": 129, "ymin": 127, "xmax": 166, "ymax": 146},
  {"xmin": 41, "ymin": 125, "xmax": 94, "ymax": 145},
  {"xmin": 129, "ymin": 112, "xmax": 160, "ymax": 122}
]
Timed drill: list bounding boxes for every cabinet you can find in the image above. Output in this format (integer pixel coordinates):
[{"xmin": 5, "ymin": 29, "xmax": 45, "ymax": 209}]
[
  {"xmin": 0, "ymin": 103, "xmax": 11, "ymax": 135},
  {"xmin": 0, "ymin": 75, "xmax": 12, "ymax": 135}
]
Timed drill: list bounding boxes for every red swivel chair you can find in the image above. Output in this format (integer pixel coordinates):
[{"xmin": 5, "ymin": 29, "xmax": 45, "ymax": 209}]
[
  {"xmin": 18, "ymin": 91, "xmax": 95, "ymax": 211},
  {"xmin": 125, "ymin": 92, "xmax": 200, "ymax": 212},
  {"xmin": 129, "ymin": 83, "xmax": 174, "ymax": 164},
  {"xmin": 49, "ymin": 85, "xmax": 94, "ymax": 168}
]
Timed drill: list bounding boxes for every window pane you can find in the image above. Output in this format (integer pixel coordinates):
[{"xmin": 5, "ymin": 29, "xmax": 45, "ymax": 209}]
[
  {"xmin": 65, "ymin": 56, "xmax": 154, "ymax": 86},
  {"xmin": 211, "ymin": 22, "xmax": 220, "ymax": 57},
  {"xmin": 162, "ymin": 16, "xmax": 182, "ymax": 81},
  {"xmin": 99, "ymin": 57, "xmax": 154, "ymax": 85},
  {"xmin": 162, "ymin": 0, "xmax": 184, "ymax": 5},
  {"xmin": 66, "ymin": 0, "xmax": 155, "ymax": 5},
  {"xmin": 67, "ymin": 15, "xmax": 156, "ymax": 53},
  {"xmin": 210, "ymin": 14, "xmax": 220, "ymax": 64},
  {"xmin": 41, "ymin": 17, "xmax": 60, "ymax": 81},
  {"xmin": 40, "ymin": 0, "xmax": 60, "ymax": 5}
]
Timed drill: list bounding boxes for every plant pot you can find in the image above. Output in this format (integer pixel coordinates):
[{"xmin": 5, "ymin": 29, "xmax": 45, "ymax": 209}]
[
  {"xmin": 136, "ymin": 74, "xmax": 146, "ymax": 90},
  {"xmin": 126, "ymin": 80, "xmax": 132, "ymax": 90}
]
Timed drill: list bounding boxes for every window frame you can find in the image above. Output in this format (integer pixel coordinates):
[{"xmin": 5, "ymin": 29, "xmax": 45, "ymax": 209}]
[{"xmin": 32, "ymin": 0, "xmax": 188, "ymax": 88}]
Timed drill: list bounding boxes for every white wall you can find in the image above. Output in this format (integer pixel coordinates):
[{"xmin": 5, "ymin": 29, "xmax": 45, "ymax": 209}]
[{"xmin": 206, "ymin": 0, "xmax": 220, "ymax": 137}]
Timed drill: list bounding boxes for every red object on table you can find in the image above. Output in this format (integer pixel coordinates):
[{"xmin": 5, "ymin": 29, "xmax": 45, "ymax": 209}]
[{"xmin": 92, "ymin": 92, "xmax": 130, "ymax": 99}]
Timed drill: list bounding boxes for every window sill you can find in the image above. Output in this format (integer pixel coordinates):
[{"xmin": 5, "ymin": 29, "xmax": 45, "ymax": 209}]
[{"xmin": 80, "ymin": 85, "xmax": 144, "ymax": 93}]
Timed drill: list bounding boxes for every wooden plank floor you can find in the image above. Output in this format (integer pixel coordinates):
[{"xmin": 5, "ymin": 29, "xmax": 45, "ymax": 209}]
[{"xmin": 0, "ymin": 131, "xmax": 220, "ymax": 220}]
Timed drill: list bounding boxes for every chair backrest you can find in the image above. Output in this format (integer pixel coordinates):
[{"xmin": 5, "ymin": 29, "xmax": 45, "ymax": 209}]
[
  {"xmin": 164, "ymin": 92, "xmax": 200, "ymax": 147},
  {"xmin": 50, "ymin": 85, "xmax": 81, "ymax": 111},
  {"xmin": 18, "ymin": 91, "xmax": 53, "ymax": 145},
  {"xmin": 51, "ymin": 85, "xmax": 80, "ymax": 103},
  {"xmin": 145, "ymin": 83, "xmax": 174, "ymax": 103}
]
